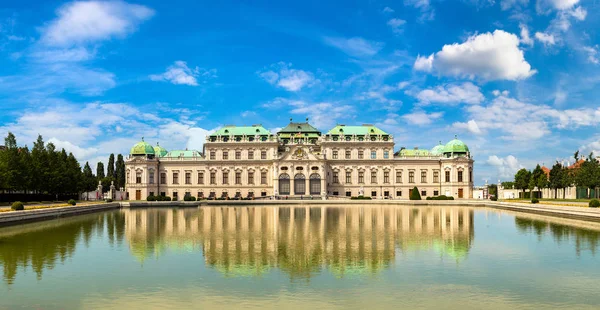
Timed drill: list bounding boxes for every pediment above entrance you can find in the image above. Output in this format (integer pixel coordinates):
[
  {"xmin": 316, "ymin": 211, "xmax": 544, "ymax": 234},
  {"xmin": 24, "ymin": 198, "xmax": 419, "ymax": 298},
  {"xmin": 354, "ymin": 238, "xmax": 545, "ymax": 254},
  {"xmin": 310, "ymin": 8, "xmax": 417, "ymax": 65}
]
[{"xmin": 279, "ymin": 145, "xmax": 323, "ymax": 162}]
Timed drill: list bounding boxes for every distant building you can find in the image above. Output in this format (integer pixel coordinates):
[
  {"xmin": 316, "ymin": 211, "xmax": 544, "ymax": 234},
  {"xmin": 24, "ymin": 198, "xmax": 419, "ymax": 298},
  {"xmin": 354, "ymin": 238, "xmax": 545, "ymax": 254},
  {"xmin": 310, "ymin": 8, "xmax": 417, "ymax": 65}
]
[
  {"xmin": 125, "ymin": 119, "xmax": 474, "ymax": 200},
  {"xmin": 0, "ymin": 145, "xmax": 5, "ymax": 151}
]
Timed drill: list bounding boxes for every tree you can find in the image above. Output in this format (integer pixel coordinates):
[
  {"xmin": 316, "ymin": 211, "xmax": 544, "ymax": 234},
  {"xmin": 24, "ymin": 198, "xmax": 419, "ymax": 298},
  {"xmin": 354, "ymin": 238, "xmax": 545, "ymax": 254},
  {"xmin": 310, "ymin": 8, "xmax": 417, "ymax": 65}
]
[
  {"xmin": 561, "ymin": 165, "xmax": 573, "ymax": 199},
  {"xmin": 514, "ymin": 168, "xmax": 531, "ymax": 198},
  {"xmin": 115, "ymin": 154, "xmax": 125, "ymax": 189},
  {"xmin": 82, "ymin": 162, "xmax": 96, "ymax": 192},
  {"xmin": 501, "ymin": 181, "xmax": 515, "ymax": 189},
  {"xmin": 96, "ymin": 162, "xmax": 105, "ymax": 179},
  {"xmin": 574, "ymin": 153, "xmax": 600, "ymax": 199},
  {"xmin": 107, "ymin": 153, "xmax": 115, "ymax": 179},
  {"xmin": 31, "ymin": 135, "xmax": 47, "ymax": 193},
  {"xmin": 549, "ymin": 162, "xmax": 563, "ymax": 199},
  {"xmin": 488, "ymin": 184, "xmax": 498, "ymax": 197},
  {"xmin": 410, "ymin": 186, "xmax": 421, "ymax": 200}
]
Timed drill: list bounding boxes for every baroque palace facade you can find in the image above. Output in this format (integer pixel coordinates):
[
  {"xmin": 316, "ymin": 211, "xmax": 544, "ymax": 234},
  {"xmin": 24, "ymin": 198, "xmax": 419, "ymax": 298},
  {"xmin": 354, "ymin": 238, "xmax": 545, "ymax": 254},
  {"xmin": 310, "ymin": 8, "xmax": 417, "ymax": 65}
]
[{"xmin": 125, "ymin": 119, "xmax": 474, "ymax": 200}]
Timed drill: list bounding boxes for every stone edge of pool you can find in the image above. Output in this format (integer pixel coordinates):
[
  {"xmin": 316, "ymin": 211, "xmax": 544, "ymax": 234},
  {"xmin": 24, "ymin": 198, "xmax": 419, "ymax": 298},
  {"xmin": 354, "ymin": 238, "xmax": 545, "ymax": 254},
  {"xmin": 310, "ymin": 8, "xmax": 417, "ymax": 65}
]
[{"xmin": 1, "ymin": 200, "xmax": 600, "ymax": 226}]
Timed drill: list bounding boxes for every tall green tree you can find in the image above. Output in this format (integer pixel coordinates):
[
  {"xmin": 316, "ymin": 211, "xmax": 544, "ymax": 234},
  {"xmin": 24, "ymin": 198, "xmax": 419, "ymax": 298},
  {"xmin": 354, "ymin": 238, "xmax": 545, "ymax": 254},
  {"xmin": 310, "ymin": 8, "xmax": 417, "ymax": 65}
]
[
  {"xmin": 574, "ymin": 153, "xmax": 600, "ymax": 199},
  {"xmin": 107, "ymin": 153, "xmax": 115, "ymax": 179},
  {"xmin": 514, "ymin": 168, "xmax": 531, "ymax": 198},
  {"xmin": 115, "ymin": 154, "xmax": 125, "ymax": 189},
  {"xmin": 31, "ymin": 135, "xmax": 47, "ymax": 193},
  {"xmin": 2, "ymin": 133, "xmax": 23, "ymax": 192},
  {"xmin": 82, "ymin": 162, "xmax": 96, "ymax": 192},
  {"xmin": 549, "ymin": 162, "xmax": 563, "ymax": 199},
  {"xmin": 96, "ymin": 162, "xmax": 105, "ymax": 179},
  {"xmin": 530, "ymin": 164, "xmax": 545, "ymax": 199},
  {"xmin": 501, "ymin": 181, "xmax": 515, "ymax": 189}
]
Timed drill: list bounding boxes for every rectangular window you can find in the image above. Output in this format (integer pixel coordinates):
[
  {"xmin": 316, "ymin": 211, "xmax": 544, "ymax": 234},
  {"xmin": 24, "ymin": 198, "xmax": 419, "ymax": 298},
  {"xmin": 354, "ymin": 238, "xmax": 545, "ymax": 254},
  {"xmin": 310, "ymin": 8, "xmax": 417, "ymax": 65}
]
[
  {"xmin": 173, "ymin": 172, "xmax": 179, "ymax": 184},
  {"xmin": 223, "ymin": 171, "xmax": 229, "ymax": 184},
  {"xmin": 434, "ymin": 190, "xmax": 439, "ymax": 196},
  {"xmin": 198, "ymin": 192, "xmax": 204, "ymax": 199},
  {"xmin": 333, "ymin": 171, "xmax": 339, "ymax": 184},
  {"xmin": 261, "ymin": 191, "xmax": 267, "ymax": 197},
  {"xmin": 261, "ymin": 150, "xmax": 267, "ymax": 159},
  {"xmin": 345, "ymin": 150, "xmax": 351, "ymax": 159},
  {"xmin": 358, "ymin": 171, "xmax": 364, "ymax": 183},
  {"xmin": 223, "ymin": 151, "xmax": 229, "ymax": 160},
  {"xmin": 185, "ymin": 172, "xmax": 191, "ymax": 184},
  {"xmin": 346, "ymin": 191, "xmax": 351, "ymax": 197},
  {"xmin": 261, "ymin": 171, "xmax": 267, "ymax": 184},
  {"xmin": 384, "ymin": 151, "xmax": 389, "ymax": 159},
  {"xmin": 384, "ymin": 171, "xmax": 389, "ymax": 183},
  {"xmin": 421, "ymin": 171, "xmax": 427, "ymax": 183},
  {"xmin": 248, "ymin": 171, "xmax": 254, "ymax": 184},
  {"xmin": 371, "ymin": 171, "xmax": 377, "ymax": 184},
  {"xmin": 136, "ymin": 172, "xmax": 142, "ymax": 184},
  {"xmin": 235, "ymin": 151, "xmax": 241, "ymax": 160},
  {"xmin": 371, "ymin": 191, "xmax": 377, "ymax": 197},
  {"xmin": 421, "ymin": 190, "xmax": 426, "ymax": 197},
  {"xmin": 210, "ymin": 151, "xmax": 215, "ymax": 160},
  {"xmin": 358, "ymin": 150, "xmax": 364, "ymax": 159},
  {"xmin": 149, "ymin": 172, "xmax": 155, "ymax": 184},
  {"xmin": 332, "ymin": 150, "xmax": 338, "ymax": 159},
  {"xmin": 248, "ymin": 151, "xmax": 254, "ymax": 159},
  {"xmin": 173, "ymin": 192, "xmax": 178, "ymax": 201},
  {"xmin": 433, "ymin": 171, "xmax": 439, "ymax": 183},
  {"xmin": 396, "ymin": 191, "xmax": 402, "ymax": 197},
  {"xmin": 409, "ymin": 171, "xmax": 415, "ymax": 183},
  {"xmin": 371, "ymin": 150, "xmax": 376, "ymax": 159},
  {"xmin": 210, "ymin": 172, "xmax": 216, "ymax": 184},
  {"xmin": 445, "ymin": 171, "xmax": 450, "ymax": 182},
  {"xmin": 149, "ymin": 192, "xmax": 154, "ymax": 197},
  {"xmin": 333, "ymin": 191, "xmax": 339, "ymax": 196},
  {"xmin": 469, "ymin": 170, "xmax": 472, "ymax": 183},
  {"xmin": 458, "ymin": 171, "xmax": 463, "ymax": 182},
  {"xmin": 198, "ymin": 172, "xmax": 204, "ymax": 184},
  {"xmin": 396, "ymin": 171, "xmax": 402, "ymax": 183},
  {"xmin": 160, "ymin": 173, "xmax": 166, "ymax": 184},
  {"xmin": 346, "ymin": 171, "xmax": 351, "ymax": 184},
  {"xmin": 384, "ymin": 191, "xmax": 389, "ymax": 197},
  {"xmin": 235, "ymin": 172, "xmax": 241, "ymax": 184}
]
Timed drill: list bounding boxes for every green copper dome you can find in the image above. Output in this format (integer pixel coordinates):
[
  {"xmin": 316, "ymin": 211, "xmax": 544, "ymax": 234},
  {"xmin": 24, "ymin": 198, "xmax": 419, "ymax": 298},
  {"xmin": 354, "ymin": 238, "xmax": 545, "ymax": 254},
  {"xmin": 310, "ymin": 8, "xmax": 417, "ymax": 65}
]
[
  {"xmin": 130, "ymin": 138, "xmax": 155, "ymax": 156},
  {"xmin": 153, "ymin": 143, "xmax": 168, "ymax": 157},
  {"xmin": 431, "ymin": 141, "xmax": 445, "ymax": 155},
  {"xmin": 444, "ymin": 136, "xmax": 469, "ymax": 154}
]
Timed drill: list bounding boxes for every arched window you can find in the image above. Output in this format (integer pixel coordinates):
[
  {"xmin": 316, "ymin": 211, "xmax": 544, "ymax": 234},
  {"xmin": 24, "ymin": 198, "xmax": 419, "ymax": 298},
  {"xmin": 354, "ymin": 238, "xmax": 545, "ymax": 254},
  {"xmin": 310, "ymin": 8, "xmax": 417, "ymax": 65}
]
[
  {"xmin": 294, "ymin": 173, "xmax": 306, "ymax": 195},
  {"xmin": 309, "ymin": 173, "xmax": 321, "ymax": 195},
  {"xmin": 279, "ymin": 173, "xmax": 290, "ymax": 195}
]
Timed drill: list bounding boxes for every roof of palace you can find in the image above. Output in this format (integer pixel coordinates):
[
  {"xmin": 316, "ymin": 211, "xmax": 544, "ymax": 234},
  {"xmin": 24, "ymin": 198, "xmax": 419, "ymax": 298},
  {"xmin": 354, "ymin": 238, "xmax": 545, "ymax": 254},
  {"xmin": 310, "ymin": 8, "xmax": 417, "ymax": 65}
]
[
  {"xmin": 210, "ymin": 125, "xmax": 272, "ymax": 137},
  {"xmin": 153, "ymin": 143, "xmax": 168, "ymax": 157},
  {"xmin": 398, "ymin": 148, "xmax": 431, "ymax": 157},
  {"xmin": 278, "ymin": 120, "xmax": 321, "ymax": 134},
  {"xmin": 130, "ymin": 139, "xmax": 155, "ymax": 156},
  {"xmin": 326, "ymin": 124, "xmax": 388, "ymax": 136},
  {"xmin": 163, "ymin": 149, "xmax": 203, "ymax": 158},
  {"xmin": 430, "ymin": 141, "xmax": 445, "ymax": 155},
  {"xmin": 443, "ymin": 136, "xmax": 469, "ymax": 153}
]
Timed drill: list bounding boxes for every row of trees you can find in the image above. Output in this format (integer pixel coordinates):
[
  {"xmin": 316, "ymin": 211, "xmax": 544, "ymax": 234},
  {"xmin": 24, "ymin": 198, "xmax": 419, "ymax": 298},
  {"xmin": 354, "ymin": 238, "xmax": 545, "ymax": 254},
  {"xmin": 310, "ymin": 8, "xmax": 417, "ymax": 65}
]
[
  {"xmin": 512, "ymin": 151, "xmax": 600, "ymax": 199},
  {"xmin": 0, "ymin": 133, "xmax": 126, "ymax": 197}
]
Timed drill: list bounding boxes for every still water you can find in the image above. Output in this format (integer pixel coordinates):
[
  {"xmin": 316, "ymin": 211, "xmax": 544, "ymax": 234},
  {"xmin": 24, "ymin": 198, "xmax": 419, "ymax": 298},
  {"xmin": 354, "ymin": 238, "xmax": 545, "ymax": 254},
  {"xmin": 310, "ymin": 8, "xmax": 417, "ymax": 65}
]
[{"xmin": 1, "ymin": 205, "xmax": 600, "ymax": 309}]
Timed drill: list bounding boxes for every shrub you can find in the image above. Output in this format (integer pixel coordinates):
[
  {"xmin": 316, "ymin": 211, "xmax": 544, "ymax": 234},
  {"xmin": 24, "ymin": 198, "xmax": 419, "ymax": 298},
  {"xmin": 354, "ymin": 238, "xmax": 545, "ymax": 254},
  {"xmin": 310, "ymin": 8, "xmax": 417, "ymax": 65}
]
[
  {"xmin": 147, "ymin": 195, "xmax": 156, "ymax": 201},
  {"xmin": 589, "ymin": 199, "xmax": 600, "ymax": 208},
  {"xmin": 68, "ymin": 199, "xmax": 76, "ymax": 206},
  {"xmin": 531, "ymin": 198, "xmax": 539, "ymax": 204},
  {"xmin": 426, "ymin": 195, "xmax": 454, "ymax": 201},
  {"xmin": 409, "ymin": 187, "xmax": 421, "ymax": 200},
  {"xmin": 106, "ymin": 198, "xmax": 113, "ymax": 203},
  {"xmin": 11, "ymin": 201, "xmax": 24, "ymax": 211},
  {"xmin": 490, "ymin": 196, "xmax": 498, "ymax": 201},
  {"xmin": 183, "ymin": 194, "xmax": 196, "ymax": 202},
  {"xmin": 351, "ymin": 196, "xmax": 372, "ymax": 200}
]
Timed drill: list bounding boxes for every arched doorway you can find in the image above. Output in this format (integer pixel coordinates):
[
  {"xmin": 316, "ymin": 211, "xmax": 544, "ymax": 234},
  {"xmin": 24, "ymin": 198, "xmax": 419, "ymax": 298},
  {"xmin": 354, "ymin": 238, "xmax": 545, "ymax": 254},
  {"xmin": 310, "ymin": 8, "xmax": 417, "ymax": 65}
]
[
  {"xmin": 309, "ymin": 173, "xmax": 321, "ymax": 195},
  {"xmin": 279, "ymin": 173, "xmax": 290, "ymax": 195},
  {"xmin": 294, "ymin": 173, "xmax": 306, "ymax": 195}
]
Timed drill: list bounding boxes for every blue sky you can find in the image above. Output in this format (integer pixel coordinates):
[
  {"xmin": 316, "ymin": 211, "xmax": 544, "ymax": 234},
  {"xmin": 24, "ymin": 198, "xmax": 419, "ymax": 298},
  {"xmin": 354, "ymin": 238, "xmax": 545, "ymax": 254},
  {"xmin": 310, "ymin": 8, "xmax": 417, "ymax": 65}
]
[{"xmin": 1, "ymin": 0, "xmax": 599, "ymax": 185}]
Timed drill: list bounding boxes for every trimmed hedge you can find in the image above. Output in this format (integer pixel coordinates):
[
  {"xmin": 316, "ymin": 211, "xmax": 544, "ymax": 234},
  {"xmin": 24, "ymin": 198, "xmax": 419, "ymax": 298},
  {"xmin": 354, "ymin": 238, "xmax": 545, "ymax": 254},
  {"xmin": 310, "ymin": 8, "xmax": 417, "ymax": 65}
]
[
  {"xmin": 590, "ymin": 199, "xmax": 600, "ymax": 208},
  {"xmin": 409, "ymin": 186, "xmax": 421, "ymax": 200},
  {"xmin": 184, "ymin": 195, "xmax": 196, "ymax": 201},
  {"xmin": 490, "ymin": 196, "xmax": 498, "ymax": 201},
  {"xmin": 11, "ymin": 201, "xmax": 24, "ymax": 211},
  {"xmin": 531, "ymin": 198, "xmax": 539, "ymax": 204},
  {"xmin": 426, "ymin": 195, "xmax": 454, "ymax": 200},
  {"xmin": 351, "ymin": 196, "xmax": 372, "ymax": 200},
  {"xmin": 68, "ymin": 199, "xmax": 76, "ymax": 206},
  {"xmin": 147, "ymin": 195, "xmax": 156, "ymax": 201}
]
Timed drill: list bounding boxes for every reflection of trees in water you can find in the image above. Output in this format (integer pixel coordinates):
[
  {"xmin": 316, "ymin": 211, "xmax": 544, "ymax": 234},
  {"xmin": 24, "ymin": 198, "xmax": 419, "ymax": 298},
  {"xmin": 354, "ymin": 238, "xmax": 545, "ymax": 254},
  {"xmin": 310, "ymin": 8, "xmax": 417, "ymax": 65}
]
[
  {"xmin": 515, "ymin": 217, "xmax": 600, "ymax": 255},
  {"xmin": 0, "ymin": 211, "xmax": 125, "ymax": 285},
  {"xmin": 124, "ymin": 206, "xmax": 474, "ymax": 279}
]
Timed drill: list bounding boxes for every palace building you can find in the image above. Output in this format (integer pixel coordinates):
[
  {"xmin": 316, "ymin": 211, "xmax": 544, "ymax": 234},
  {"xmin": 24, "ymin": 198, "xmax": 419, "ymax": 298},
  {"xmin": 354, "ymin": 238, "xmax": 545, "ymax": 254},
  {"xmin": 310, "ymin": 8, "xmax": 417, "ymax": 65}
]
[{"xmin": 125, "ymin": 119, "xmax": 474, "ymax": 200}]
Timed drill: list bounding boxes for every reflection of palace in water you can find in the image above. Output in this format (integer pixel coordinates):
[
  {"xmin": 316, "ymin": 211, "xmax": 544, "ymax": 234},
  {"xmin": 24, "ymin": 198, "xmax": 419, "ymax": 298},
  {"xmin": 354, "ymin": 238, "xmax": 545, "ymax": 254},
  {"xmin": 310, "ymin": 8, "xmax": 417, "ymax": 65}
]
[{"xmin": 124, "ymin": 206, "xmax": 475, "ymax": 278}]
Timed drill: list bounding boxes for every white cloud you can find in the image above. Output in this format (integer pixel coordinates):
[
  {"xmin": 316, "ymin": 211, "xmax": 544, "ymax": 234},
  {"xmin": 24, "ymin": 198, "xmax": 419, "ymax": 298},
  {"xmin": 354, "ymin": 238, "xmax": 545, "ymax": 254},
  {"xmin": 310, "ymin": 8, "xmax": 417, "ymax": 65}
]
[
  {"xmin": 582, "ymin": 46, "xmax": 599, "ymax": 64},
  {"xmin": 48, "ymin": 137, "xmax": 99, "ymax": 159},
  {"xmin": 382, "ymin": 7, "xmax": 395, "ymax": 13},
  {"xmin": 487, "ymin": 155, "xmax": 522, "ymax": 178},
  {"xmin": 263, "ymin": 98, "xmax": 353, "ymax": 129},
  {"xmin": 150, "ymin": 61, "xmax": 216, "ymax": 86},
  {"xmin": 535, "ymin": 32, "xmax": 556, "ymax": 46},
  {"xmin": 41, "ymin": 1, "xmax": 154, "ymax": 46},
  {"xmin": 546, "ymin": 0, "xmax": 580, "ymax": 10},
  {"xmin": 501, "ymin": 0, "xmax": 529, "ymax": 10},
  {"xmin": 404, "ymin": 0, "xmax": 435, "ymax": 21},
  {"xmin": 492, "ymin": 90, "xmax": 510, "ymax": 96},
  {"xmin": 323, "ymin": 36, "xmax": 384, "ymax": 57},
  {"xmin": 519, "ymin": 24, "xmax": 534, "ymax": 46},
  {"xmin": 258, "ymin": 62, "xmax": 316, "ymax": 92},
  {"xmin": 30, "ymin": 46, "xmax": 95, "ymax": 63},
  {"xmin": 454, "ymin": 119, "xmax": 483, "ymax": 135},
  {"xmin": 415, "ymin": 82, "xmax": 485, "ymax": 105},
  {"xmin": 387, "ymin": 18, "xmax": 406, "ymax": 34},
  {"xmin": 554, "ymin": 90, "xmax": 567, "ymax": 105},
  {"xmin": 7, "ymin": 35, "xmax": 25, "ymax": 41},
  {"xmin": 413, "ymin": 54, "xmax": 434, "ymax": 72},
  {"xmin": 401, "ymin": 109, "xmax": 443, "ymax": 126},
  {"xmin": 569, "ymin": 6, "xmax": 587, "ymax": 20},
  {"xmin": 414, "ymin": 30, "xmax": 536, "ymax": 81},
  {"xmin": 241, "ymin": 111, "xmax": 257, "ymax": 118}
]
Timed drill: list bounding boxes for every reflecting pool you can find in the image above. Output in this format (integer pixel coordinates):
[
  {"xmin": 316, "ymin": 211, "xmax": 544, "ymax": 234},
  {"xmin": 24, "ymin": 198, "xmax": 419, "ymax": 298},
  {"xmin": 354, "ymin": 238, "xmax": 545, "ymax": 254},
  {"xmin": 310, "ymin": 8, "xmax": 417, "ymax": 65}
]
[{"xmin": 1, "ymin": 205, "xmax": 600, "ymax": 309}]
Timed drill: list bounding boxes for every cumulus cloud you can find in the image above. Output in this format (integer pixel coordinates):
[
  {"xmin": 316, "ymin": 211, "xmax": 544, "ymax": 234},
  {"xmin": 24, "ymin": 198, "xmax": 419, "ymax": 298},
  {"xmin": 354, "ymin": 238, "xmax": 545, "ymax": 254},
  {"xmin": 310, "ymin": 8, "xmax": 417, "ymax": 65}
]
[
  {"xmin": 387, "ymin": 18, "xmax": 406, "ymax": 34},
  {"xmin": 150, "ymin": 61, "xmax": 217, "ymax": 86},
  {"xmin": 582, "ymin": 46, "xmax": 599, "ymax": 64},
  {"xmin": 413, "ymin": 30, "xmax": 536, "ymax": 81},
  {"xmin": 263, "ymin": 98, "xmax": 353, "ymax": 129},
  {"xmin": 413, "ymin": 54, "xmax": 434, "ymax": 72},
  {"xmin": 404, "ymin": 0, "xmax": 435, "ymax": 21},
  {"xmin": 545, "ymin": 0, "xmax": 580, "ymax": 10},
  {"xmin": 487, "ymin": 155, "xmax": 522, "ymax": 178},
  {"xmin": 323, "ymin": 36, "xmax": 384, "ymax": 57},
  {"xmin": 258, "ymin": 62, "xmax": 316, "ymax": 92},
  {"xmin": 453, "ymin": 119, "xmax": 483, "ymax": 135},
  {"xmin": 519, "ymin": 24, "xmax": 534, "ymax": 46},
  {"xmin": 415, "ymin": 82, "xmax": 485, "ymax": 105},
  {"xmin": 501, "ymin": 0, "xmax": 529, "ymax": 11},
  {"xmin": 41, "ymin": 1, "xmax": 154, "ymax": 46},
  {"xmin": 401, "ymin": 109, "xmax": 443, "ymax": 126},
  {"xmin": 535, "ymin": 32, "xmax": 556, "ymax": 46}
]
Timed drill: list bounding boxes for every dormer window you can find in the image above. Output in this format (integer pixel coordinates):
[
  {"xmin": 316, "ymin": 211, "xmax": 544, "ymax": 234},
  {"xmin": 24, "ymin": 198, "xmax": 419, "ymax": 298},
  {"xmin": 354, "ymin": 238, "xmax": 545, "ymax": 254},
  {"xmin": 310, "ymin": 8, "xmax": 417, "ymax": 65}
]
[
  {"xmin": 224, "ymin": 129, "xmax": 229, "ymax": 134},
  {"xmin": 370, "ymin": 129, "xmax": 375, "ymax": 133},
  {"xmin": 256, "ymin": 129, "xmax": 260, "ymax": 133}
]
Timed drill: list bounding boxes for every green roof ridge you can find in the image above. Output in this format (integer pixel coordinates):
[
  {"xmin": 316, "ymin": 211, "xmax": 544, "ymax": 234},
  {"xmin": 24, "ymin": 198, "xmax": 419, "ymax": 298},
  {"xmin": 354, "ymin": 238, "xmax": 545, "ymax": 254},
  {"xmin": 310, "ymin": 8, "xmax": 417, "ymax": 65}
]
[{"xmin": 326, "ymin": 124, "xmax": 388, "ymax": 135}]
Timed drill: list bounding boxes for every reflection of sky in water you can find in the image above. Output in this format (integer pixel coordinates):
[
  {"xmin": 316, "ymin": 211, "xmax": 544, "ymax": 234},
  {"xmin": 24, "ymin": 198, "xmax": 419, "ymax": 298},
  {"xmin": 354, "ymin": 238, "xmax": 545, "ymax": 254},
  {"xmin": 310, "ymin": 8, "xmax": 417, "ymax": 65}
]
[{"xmin": 1, "ymin": 206, "xmax": 600, "ymax": 309}]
